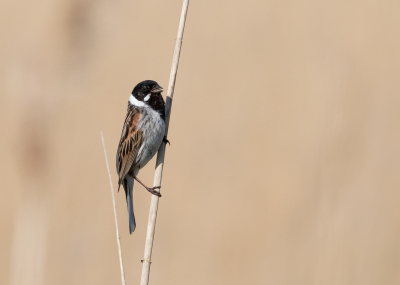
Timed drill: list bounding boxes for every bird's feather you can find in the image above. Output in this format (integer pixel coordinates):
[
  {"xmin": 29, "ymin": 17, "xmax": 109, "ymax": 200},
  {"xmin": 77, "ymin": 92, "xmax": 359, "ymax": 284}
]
[{"xmin": 116, "ymin": 107, "xmax": 143, "ymax": 190}]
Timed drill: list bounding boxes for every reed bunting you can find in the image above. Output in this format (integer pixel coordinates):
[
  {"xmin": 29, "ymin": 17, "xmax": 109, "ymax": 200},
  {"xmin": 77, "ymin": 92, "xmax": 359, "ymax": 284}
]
[{"xmin": 116, "ymin": 80, "xmax": 167, "ymax": 234}]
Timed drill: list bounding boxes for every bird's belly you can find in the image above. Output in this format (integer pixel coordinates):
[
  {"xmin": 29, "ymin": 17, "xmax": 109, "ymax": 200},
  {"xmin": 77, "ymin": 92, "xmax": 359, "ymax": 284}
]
[{"xmin": 134, "ymin": 110, "xmax": 165, "ymax": 172}]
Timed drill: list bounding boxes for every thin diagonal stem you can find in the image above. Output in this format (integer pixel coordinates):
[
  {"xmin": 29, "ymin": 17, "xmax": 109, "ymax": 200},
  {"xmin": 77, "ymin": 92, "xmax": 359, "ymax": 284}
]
[{"xmin": 101, "ymin": 132, "xmax": 126, "ymax": 285}]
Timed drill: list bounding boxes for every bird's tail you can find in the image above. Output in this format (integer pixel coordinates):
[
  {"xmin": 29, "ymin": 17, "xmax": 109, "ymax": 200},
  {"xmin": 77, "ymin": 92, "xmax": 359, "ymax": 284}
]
[{"xmin": 123, "ymin": 175, "xmax": 136, "ymax": 234}]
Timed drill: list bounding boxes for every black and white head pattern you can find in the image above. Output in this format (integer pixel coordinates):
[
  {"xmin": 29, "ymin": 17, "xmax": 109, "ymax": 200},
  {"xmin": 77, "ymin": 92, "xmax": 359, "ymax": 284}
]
[{"xmin": 129, "ymin": 80, "xmax": 165, "ymax": 119}]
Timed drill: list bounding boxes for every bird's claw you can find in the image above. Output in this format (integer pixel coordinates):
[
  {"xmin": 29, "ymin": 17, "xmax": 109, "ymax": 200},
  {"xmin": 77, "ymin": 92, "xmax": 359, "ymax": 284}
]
[
  {"xmin": 147, "ymin": 187, "xmax": 162, "ymax": 197},
  {"xmin": 163, "ymin": 136, "xmax": 170, "ymax": 146}
]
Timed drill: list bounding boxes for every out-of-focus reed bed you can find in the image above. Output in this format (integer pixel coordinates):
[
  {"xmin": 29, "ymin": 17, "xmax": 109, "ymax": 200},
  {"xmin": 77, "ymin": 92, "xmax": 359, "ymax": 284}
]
[{"xmin": 1, "ymin": 0, "xmax": 400, "ymax": 284}]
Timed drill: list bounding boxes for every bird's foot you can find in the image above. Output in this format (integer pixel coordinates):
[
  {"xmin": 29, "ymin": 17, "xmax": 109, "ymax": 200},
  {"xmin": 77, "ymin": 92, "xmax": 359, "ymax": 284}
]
[
  {"xmin": 134, "ymin": 176, "xmax": 162, "ymax": 197},
  {"xmin": 163, "ymin": 136, "xmax": 170, "ymax": 145},
  {"xmin": 146, "ymin": 186, "xmax": 162, "ymax": 197}
]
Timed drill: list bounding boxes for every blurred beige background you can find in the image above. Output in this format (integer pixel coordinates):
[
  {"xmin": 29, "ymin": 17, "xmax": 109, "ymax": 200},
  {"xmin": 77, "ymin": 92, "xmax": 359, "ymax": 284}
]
[{"xmin": 1, "ymin": 0, "xmax": 400, "ymax": 284}]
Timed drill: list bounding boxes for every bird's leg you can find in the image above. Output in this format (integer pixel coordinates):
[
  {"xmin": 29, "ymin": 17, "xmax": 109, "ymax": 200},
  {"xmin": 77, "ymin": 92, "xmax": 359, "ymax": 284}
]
[
  {"xmin": 163, "ymin": 136, "xmax": 170, "ymax": 145},
  {"xmin": 134, "ymin": 176, "xmax": 162, "ymax": 197}
]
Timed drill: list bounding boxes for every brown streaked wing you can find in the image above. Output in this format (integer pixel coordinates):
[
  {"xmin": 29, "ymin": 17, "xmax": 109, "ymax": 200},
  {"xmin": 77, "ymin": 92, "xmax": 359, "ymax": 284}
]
[{"xmin": 116, "ymin": 108, "xmax": 143, "ymax": 187}]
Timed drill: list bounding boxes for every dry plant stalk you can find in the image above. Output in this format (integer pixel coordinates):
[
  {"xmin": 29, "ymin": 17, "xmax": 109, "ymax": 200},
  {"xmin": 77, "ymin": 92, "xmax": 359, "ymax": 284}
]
[
  {"xmin": 101, "ymin": 132, "xmax": 126, "ymax": 285},
  {"xmin": 140, "ymin": 0, "xmax": 190, "ymax": 284}
]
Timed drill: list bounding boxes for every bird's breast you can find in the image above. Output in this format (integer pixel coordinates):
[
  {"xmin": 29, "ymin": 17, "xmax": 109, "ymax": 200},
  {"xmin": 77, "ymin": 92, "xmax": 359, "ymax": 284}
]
[{"xmin": 134, "ymin": 106, "xmax": 165, "ymax": 169}]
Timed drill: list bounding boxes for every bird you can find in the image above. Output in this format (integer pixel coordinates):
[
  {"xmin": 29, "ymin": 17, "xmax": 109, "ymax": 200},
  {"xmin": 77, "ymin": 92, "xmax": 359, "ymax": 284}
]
[{"xmin": 116, "ymin": 80, "xmax": 168, "ymax": 234}]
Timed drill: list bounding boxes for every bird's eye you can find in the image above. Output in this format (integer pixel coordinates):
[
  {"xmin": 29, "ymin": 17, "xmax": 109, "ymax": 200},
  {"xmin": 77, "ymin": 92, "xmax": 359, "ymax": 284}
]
[{"xmin": 143, "ymin": 86, "xmax": 148, "ymax": 91}]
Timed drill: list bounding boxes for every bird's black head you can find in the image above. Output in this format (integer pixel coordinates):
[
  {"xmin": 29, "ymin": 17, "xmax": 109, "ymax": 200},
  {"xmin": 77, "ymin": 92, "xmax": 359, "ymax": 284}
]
[
  {"xmin": 131, "ymin": 80, "xmax": 163, "ymax": 101},
  {"xmin": 129, "ymin": 80, "xmax": 165, "ymax": 117}
]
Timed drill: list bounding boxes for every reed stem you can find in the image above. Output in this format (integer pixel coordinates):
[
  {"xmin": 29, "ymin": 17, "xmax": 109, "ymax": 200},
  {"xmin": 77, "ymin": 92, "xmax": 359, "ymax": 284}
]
[
  {"xmin": 139, "ymin": 1, "xmax": 190, "ymax": 284},
  {"xmin": 101, "ymin": 132, "xmax": 126, "ymax": 285}
]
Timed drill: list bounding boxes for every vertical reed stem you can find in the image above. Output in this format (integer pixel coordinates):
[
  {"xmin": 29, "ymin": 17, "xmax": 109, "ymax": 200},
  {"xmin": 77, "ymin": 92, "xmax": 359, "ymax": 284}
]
[{"xmin": 140, "ymin": 1, "xmax": 189, "ymax": 284}]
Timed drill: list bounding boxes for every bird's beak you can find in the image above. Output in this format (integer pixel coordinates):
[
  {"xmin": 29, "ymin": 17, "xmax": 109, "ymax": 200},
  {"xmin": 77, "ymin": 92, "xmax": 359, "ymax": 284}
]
[{"xmin": 151, "ymin": 85, "xmax": 163, "ymax": 93}]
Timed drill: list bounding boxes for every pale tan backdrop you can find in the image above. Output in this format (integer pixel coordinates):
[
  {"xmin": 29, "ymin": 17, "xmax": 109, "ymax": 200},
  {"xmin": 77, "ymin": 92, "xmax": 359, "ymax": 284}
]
[{"xmin": 1, "ymin": 0, "xmax": 399, "ymax": 284}]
